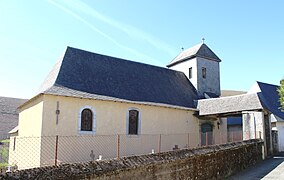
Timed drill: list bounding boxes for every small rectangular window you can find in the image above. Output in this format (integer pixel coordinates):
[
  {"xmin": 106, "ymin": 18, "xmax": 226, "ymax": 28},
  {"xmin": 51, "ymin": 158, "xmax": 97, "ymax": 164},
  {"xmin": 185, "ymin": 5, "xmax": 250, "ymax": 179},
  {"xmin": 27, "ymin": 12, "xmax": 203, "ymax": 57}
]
[
  {"xmin": 189, "ymin": 67, "xmax": 192, "ymax": 79},
  {"xmin": 202, "ymin": 67, "xmax": 206, "ymax": 79}
]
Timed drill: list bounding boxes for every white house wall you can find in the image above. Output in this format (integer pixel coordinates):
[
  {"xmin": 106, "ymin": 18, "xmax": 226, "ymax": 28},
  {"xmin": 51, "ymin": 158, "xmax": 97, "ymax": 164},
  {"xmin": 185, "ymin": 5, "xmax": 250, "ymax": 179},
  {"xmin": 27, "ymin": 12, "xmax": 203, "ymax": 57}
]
[
  {"xmin": 168, "ymin": 57, "xmax": 198, "ymax": 89},
  {"xmin": 242, "ymin": 111, "xmax": 264, "ymax": 139}
]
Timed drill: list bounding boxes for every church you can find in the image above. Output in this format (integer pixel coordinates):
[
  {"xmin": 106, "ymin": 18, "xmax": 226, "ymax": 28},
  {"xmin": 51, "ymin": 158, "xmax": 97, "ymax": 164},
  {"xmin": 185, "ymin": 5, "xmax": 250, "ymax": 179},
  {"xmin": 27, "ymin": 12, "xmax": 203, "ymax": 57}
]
[
  {"xmin": 10, "ymin": 42, "xmax": 282, "ymax": 169},
  {"xmin": 9, "ymin": 42, "xmax": 229, "ymax": 168},
  {"xmin": 16, "ymin": 42, "xmax": 225, "ymax": 138}
]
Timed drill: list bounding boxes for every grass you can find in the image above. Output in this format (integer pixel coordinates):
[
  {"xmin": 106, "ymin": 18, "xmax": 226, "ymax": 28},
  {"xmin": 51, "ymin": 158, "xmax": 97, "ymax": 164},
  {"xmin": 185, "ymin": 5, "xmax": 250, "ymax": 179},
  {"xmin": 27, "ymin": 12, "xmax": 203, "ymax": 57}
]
[
  {"xmin": 0, "ymin": 139, "xmax": 10, "ymax": 143},
  {"xmin": 0, "ymin": 163, "xmax": 8, "ymax": 168}
]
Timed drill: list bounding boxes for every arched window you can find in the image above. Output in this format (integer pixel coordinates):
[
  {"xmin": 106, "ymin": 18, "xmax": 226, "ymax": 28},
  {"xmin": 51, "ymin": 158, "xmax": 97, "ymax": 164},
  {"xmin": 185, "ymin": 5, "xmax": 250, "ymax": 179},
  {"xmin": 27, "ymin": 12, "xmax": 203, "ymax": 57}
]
[
  {"xmin": 128, "ymin": 109, "xmax": 139, "ymax": 135},
  {"xmin": 78, "ymin": 106, "xmax": 96, "ymax": 134},
  {"xmin": 81, "ymin": 109, "xmax": 93, "ymax": 131}
]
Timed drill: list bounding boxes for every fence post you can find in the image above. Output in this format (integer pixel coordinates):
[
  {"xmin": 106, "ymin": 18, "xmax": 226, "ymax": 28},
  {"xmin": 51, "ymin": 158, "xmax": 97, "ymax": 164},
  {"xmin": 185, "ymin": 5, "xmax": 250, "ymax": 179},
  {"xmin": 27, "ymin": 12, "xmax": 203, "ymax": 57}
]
[
  {"xmin": 117, "ymin": 134, "xmax": 120, "ymax": 159},
  {"xmin": 187, "ymin": 133, "xmax": 190, "ymax": 148},
  {"xmin": 55, "ymin": 135, "xmax": 58, "ymax": 167},
  {"xmin": 13, "ymin": 137, "xmax": 16, "ymax": 151},
  {"xmin": 158, "ymin": 134, "xmax": 161, "ymax": 154}
]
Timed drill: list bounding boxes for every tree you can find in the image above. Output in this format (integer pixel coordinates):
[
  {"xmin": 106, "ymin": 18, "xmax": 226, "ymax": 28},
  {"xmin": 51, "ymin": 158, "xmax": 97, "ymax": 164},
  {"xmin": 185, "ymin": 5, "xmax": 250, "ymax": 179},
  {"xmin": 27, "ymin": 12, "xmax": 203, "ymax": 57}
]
[{"xmin": 278, "ymin": 79, "xmax": 284, "ymax": 111}]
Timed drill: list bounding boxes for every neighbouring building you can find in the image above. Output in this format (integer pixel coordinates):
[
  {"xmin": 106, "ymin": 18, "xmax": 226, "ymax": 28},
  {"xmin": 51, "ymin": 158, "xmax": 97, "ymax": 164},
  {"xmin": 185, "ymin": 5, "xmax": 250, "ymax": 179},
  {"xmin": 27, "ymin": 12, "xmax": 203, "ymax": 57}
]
[
  {"xmin": 197, "ymin": 80, "xmax": 284, "ymax": 157},
  {"xmin": 247, "ymin": 81, "xmax": 284, "ymax": 152}
]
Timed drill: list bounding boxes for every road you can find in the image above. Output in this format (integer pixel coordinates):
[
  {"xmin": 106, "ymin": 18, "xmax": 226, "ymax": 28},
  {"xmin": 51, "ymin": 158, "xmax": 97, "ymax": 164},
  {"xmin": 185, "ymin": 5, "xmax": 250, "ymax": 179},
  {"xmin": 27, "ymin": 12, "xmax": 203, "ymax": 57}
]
[{"xmin": 229, "ymin": 153, "xmax": 284, "ymax": 180}]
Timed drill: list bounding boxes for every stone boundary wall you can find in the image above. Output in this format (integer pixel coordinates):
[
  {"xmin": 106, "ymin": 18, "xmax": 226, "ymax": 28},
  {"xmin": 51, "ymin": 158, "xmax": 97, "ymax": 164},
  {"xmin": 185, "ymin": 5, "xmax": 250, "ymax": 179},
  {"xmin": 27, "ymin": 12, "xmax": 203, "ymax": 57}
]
[{"xmin": 0, "ymin": 139, "xmax": 263, "ymax": 180}]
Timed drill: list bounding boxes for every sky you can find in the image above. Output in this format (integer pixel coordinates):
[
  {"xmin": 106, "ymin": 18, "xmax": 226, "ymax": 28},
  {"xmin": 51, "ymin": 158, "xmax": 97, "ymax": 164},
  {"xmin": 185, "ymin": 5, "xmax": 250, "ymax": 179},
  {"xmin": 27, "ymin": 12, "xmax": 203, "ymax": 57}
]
[{"xmin": 0, "ymin": 0, "xmax": 284, "ymax": 99}]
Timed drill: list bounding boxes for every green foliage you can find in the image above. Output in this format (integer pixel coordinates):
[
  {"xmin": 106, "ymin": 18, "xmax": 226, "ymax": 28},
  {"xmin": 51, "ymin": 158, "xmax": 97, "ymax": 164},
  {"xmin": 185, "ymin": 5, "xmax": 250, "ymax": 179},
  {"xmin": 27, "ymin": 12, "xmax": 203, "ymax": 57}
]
[
  {"xmin": 0, "ymin": 144, "xmax": 9, "ymax": 165},
  {"xmin": 0, "ymin": 163, "xmax": 8, "ymax": 168},
  {"xmin": 0, "ymin": 139, "xmax": 10, "ymax": 143},
  {"xmin": 278, "ymin": 79, "xmax": 284, "ymax": 111}
]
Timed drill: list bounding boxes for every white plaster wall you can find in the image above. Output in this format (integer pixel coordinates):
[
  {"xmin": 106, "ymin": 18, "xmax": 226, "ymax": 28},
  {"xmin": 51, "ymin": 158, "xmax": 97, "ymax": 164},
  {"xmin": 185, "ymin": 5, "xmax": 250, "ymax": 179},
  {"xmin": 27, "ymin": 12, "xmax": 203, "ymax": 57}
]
[
  {"xmin": 168, "ymin": 58, "xmax": 198, "ymax": 89},
  {"xmin": 242, "ymin": 111, "xmax": 264, "ymax": 140},
  {"xmin": 276, "ymin": 122, "xmax": 284, "ymax": 152},
  {"xmin": 247, "ymin": 82, "xmax": 261, "ymax": 94},
  {"xmin": 271, "ymin": 114, "xmax": 283, "ymax": 123}
]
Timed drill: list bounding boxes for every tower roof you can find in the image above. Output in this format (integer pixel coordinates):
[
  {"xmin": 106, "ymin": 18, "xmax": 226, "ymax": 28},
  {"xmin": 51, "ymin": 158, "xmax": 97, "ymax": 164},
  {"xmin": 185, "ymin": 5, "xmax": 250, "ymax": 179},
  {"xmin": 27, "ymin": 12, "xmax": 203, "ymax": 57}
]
[
  {"xmin": 38, "ymin": 47, "xmax": 199, "ymax": 109},
  {"xmin": 167, "ymin": 43, "xmax": 221, "ymax": 67}
]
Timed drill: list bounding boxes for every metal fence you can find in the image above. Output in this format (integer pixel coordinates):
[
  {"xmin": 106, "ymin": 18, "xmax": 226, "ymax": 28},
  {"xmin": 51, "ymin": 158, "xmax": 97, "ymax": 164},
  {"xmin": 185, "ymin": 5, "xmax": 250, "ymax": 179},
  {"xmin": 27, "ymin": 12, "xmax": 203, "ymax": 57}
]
[
  {"xmin": 0, "ymin": 135, "xmax": 10, "ymax": 174},
  {"xmin": 1, "ymin": 131, "xmax": 260, "ymax": 172}
]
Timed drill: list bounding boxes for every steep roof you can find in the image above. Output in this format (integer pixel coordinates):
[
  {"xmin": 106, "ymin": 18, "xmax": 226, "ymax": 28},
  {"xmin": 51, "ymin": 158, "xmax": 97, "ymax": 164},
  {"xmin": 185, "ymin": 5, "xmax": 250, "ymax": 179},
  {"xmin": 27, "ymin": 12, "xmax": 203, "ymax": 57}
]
[
  {"xmin": 256, "ymin": 81, "xmax": 284, "ymax": 120},
  {"xmin": 0, "ymin": 96, "xmax": 27, "ymax": 136},
  {"xmin": 39, "ymin": 47, "xmax": 199, "ymax": 109},
  {"xmin": 167, "ymin": 43, "xmax": 221, "ymax": 67}
]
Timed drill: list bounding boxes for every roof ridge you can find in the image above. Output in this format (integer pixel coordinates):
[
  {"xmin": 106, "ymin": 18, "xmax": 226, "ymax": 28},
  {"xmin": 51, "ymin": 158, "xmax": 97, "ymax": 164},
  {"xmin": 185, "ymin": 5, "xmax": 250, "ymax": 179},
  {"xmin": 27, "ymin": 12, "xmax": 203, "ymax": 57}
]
[
  {"xmin": 66, "ymin": 46, "xmax": 180, "ymax": 73},
  {"xmin": 37, "ymin": 49, "xmax": 66, "ymax": 94},
  {"xmin": 167, "ymin": 43, "xmax": 220, "ymax": 67},
  {"xmin": 257, "ymin": 81, "xmax": 279, "ymax": 87},
  {"xmin": 199, "ymin": 92, "xmax": 259, "ymax": 102}
]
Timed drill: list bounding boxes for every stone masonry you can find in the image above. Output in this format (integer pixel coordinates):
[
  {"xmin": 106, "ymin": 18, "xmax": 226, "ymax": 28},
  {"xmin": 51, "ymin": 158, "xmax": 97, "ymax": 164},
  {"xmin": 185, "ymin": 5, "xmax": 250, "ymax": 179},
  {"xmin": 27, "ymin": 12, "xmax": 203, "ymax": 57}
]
[{"xmin": 0, "ymin": 139, "xmax": 263, "ymax": 180}]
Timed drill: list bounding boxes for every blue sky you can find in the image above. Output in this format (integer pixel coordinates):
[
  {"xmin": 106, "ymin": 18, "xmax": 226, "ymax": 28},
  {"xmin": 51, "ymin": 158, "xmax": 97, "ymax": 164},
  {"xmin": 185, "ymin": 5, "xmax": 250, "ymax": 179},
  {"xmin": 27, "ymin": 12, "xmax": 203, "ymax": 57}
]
[{"xmin": 0, "ymin": 0, "xmax": 284, "ymax": 99}]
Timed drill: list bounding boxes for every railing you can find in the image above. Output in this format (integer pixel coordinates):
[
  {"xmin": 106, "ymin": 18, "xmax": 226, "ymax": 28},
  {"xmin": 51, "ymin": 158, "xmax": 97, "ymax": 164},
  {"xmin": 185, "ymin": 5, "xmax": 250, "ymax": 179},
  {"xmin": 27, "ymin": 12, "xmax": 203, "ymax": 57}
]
[{"xmin": 1, "ymin": 131, "xmax": 260, "ymax": 172}]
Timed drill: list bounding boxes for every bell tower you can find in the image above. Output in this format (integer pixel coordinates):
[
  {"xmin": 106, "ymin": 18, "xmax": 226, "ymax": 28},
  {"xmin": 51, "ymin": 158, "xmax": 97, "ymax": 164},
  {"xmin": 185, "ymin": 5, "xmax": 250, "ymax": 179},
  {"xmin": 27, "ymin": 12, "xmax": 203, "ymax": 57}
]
[{"xmin": 167, "ymin": 42, "xmax": 221, "ymax": 98}]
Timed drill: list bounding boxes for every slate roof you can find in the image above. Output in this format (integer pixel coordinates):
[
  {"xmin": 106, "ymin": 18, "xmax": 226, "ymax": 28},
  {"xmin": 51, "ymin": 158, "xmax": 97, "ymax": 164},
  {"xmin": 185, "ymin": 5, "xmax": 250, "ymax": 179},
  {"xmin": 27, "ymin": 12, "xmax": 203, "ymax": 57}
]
[
  {"xmin": 39, "ymin": 47, "xmax": 199, "ymax": 109},
  {"xmin": 0, "ymin": 96, "xmax": 27, "ymax": 136},
  {"xmin": 256, "ymin": 81, "xmax": 284, "ymax": 120},
  {"xmin": 198, "ymin": 93, "xmax": 263, "ymax": 116},
  {"xmin": 167, "ymin": 43, "xmax": 221, "ymax": 67}
]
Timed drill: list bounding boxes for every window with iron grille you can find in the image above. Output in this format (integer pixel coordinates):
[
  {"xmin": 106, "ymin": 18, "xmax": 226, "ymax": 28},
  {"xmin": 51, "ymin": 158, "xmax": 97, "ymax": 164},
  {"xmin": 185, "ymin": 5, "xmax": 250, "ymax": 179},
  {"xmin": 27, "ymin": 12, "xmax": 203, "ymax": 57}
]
[
  {"xmin": 128, "ymin": 110, "xmax": 139, "ymax": 135},
  {"xmin": 81, "ymin": 108, "xmax": 93, "ymax": 131}
]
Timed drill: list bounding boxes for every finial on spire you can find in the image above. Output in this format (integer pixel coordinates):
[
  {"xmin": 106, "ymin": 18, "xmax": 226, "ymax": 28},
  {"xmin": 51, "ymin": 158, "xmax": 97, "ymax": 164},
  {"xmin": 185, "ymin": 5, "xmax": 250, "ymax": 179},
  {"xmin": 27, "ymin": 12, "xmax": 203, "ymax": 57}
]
[{"xmin": 202, "ymin": 38, "xmax": 205, "ymax": 44}]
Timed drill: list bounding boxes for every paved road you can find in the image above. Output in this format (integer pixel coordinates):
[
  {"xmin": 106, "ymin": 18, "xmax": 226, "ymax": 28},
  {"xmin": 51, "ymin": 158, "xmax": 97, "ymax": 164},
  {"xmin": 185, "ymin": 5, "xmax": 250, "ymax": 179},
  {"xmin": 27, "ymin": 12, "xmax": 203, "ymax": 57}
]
[{"xmin": 229, "ymin": 153, "xmax": 284, "ymax": 180}]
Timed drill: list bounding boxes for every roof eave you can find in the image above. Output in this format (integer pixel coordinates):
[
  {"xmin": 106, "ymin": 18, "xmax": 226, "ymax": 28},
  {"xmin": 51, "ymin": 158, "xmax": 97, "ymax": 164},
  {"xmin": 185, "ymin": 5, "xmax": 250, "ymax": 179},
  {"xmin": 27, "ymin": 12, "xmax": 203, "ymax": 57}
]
[
  {"xmin": 167, "ymin": 55, "xmax": 197, "ymax": 67},
  {"xmin": 43, "ymin": 90, "xmax": 198, "ymax": 112},
  {"xmin": 167, "ymin": 55, "xmax": 221, "ymax": 68},
  {"xmin": 17, "ymin": 93, "xmax": 44, "ymax": 110},
  {"xmin": 198, "ymin": 108, "xmax": 264, "ymax": 117}
]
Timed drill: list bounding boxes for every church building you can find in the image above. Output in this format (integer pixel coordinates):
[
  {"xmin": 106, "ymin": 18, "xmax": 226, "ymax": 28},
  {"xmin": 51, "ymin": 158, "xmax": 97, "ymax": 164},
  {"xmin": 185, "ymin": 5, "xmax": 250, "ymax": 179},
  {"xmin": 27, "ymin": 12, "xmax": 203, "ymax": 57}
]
[{"xmin": 8, "ymin": 42, "xmax": 228, "ymax": 169}]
